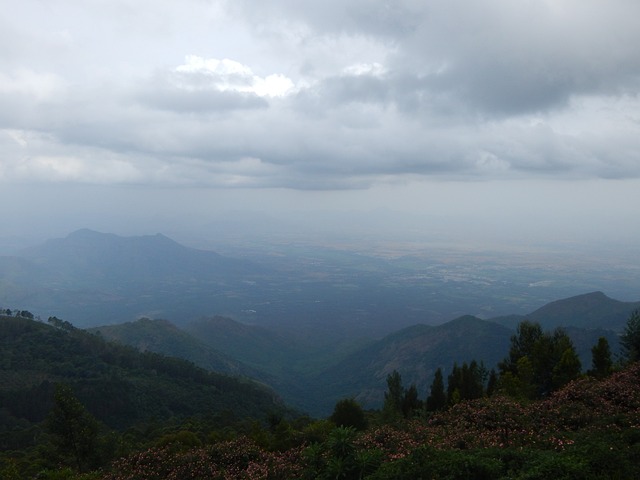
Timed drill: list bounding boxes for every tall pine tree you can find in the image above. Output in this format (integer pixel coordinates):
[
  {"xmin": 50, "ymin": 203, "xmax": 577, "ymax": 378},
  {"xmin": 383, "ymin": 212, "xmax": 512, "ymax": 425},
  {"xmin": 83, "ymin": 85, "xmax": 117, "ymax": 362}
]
[
  {"xmin": 426, "ymin": 368, "xmax": 446, "ymax": 412},
  {"xmin": 589, "ymin": 337, "xmax": 613, "ymax": 378},
  {"xmin": 621, "ymin": 310, "xmax": 640, "ymax": 363},
  {"xmin": 46, "ymin": 384, "xmax": 99, "ymax": 472}
]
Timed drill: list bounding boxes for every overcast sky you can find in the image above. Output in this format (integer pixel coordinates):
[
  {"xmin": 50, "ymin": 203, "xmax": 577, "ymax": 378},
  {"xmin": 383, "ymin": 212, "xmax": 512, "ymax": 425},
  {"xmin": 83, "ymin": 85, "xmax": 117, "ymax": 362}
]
[{"xmin": 1, "ymin": 0, "xmax": 639, "ymax": 250}]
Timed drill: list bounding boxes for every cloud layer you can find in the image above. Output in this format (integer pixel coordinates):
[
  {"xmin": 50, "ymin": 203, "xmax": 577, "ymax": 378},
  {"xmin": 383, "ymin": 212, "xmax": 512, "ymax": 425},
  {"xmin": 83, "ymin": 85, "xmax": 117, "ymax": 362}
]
[{"xmin": 1, "ymin": 0, "xmax": 640, "ymax": 189}]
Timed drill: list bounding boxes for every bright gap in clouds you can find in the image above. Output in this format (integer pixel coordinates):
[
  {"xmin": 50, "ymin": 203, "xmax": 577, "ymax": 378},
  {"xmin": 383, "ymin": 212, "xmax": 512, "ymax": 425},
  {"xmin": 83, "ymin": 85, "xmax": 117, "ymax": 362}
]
[{"xmin": 175, "ymin": 55, "xmax": 295, "ymax": 97}]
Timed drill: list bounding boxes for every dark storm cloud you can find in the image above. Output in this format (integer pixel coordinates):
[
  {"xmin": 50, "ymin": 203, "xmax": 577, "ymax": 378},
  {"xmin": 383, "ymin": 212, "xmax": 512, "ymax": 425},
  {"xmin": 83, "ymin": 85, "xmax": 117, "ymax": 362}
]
[
  {"xmin": 400, "ymin": 1, "xmax": 640, "ymax": 116},
  {"xmin": 238, "ymin": 0, "xmax": 640, "ymax": 116}
]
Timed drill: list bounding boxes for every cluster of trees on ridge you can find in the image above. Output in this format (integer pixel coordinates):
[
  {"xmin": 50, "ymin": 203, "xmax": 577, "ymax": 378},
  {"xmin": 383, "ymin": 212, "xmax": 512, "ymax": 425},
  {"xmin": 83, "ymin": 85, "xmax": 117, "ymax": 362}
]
[
  {"xmin": 2, "ymin": 308, "xmax": 35, "ymax": 319},
  {"xmin": 339, "ymin": 318, "xmax": 625, "ymax": 427},
  {"xmin": 1, "ymin": 309, "xmax": 640, "ymax": 479}
]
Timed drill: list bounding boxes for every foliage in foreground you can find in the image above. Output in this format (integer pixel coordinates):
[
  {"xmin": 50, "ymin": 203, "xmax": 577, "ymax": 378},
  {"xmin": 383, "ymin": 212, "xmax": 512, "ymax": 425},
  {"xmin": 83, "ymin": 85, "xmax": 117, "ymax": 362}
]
[
  {"xmin": 19, "ymin": 361, "xmax": 637, "ymax": 480},
  {"xmin": 3, "ymin": 314, "xmax": 639, "ymax": 479}
]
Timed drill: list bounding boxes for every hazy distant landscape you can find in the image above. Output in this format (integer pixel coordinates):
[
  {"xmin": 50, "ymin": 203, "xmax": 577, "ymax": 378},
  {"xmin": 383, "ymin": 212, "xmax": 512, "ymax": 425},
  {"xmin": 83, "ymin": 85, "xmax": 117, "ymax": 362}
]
[
  {"xmin": 2, "ymin": 229, "xmax": 639, "ymax": 338},
  {"xmin": 1, "ymin": 229, "xmax": 637, "ymax": 415}
]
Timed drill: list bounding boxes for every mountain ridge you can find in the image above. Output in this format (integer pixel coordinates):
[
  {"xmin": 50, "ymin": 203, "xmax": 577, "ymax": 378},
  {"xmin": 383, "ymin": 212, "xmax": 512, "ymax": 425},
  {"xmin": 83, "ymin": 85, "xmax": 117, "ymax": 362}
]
[
  {"xmin": 3, "ymin": 229, "xmax": 267, "ymax": 326},
  {"xmin": 491, "ymin": 291, "xmax": 640, "ymax": 331},
  {"xmin": 89, "ymin": 317, "xmax": 268, "ymax": 381},
  {"xmin": 87, "ymin": 290, "xmax": 632, "ymax": 416},
  {"xmin": 0, "ymin": 314, "xmax": 289, "ymax": 436}
]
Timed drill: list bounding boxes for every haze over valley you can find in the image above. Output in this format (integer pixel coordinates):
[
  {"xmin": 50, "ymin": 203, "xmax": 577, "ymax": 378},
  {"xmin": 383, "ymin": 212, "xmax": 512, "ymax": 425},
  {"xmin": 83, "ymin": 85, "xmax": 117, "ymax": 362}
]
[{"xmin": 1, "ymin": 229, "xmax": 637, "ymax": 415}]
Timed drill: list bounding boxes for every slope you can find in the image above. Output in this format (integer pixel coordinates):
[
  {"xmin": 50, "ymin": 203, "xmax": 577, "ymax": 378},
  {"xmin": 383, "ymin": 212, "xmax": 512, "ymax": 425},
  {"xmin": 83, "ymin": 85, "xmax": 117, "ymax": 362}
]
[
  {"xmin": 492, "ymin": 291, "xmax": 640, "ymax": 331},
  {"xmin": 89, "ymin": 317, "xmax": 268, "ymax": 381},
  {"xmin": 310, "ymin": 316, "xmax": 514, "ymax": 414},
  {"xmin": 308, "ymin": 314, "xmax": 624, "ymax": 416},
  {"xmin": 0, "ymin": 314, "xmax": 288, "ymax": 438},
  {"xmin": 527, "ymin": 290, "xmax": 640, "ymax": 330},
  {"xmin": 19, "ymin": 228, "xmax": 258, "ymax": 284},
  {"xmin": 184, "ymin": 315, "xmax": 306, "ymax": 375},
  {"xmin": 4, "ymin": 229, "xmax": 267, "ymax": 326}
]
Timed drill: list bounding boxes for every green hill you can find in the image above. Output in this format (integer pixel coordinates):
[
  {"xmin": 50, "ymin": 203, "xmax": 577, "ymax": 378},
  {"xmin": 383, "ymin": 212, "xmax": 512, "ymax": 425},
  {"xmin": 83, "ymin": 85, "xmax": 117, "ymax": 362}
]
[
  {"xmin": 184, "ymin": 315, "xmax": 306, "ymax": 375},
  {"xmin": 85, "ymin": 310, "xmax": 625, "ymax": 417},
  {"xmin": 0, "ymin": 314, "xmax": 288, "ymax": 447},
  {"xmin": 88, "ymin": 317, "xmax": 267, "ymax": 380},
  {"xmin": 308, "ymin": 314, "xmax": 623, "ymax": 415},
  {"xmin": 309, "ymin": 316, "xmax": 513, "ymax": 413},
  {"xmin": 492, "ymin": 291, "xmax": 640, "ymax": 331},
  {"xmin": 527, "ymin": 291, "xmax": 640, "ymax": 330}
]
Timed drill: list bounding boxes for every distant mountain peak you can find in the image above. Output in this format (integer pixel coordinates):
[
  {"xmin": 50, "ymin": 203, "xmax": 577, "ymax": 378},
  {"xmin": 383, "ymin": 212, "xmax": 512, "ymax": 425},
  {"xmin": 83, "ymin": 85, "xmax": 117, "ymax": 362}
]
[
  {"xmin": 566, "ymin": 291, "xmax": 608, "ymax": 301},
  {"xmin": 68, "ymin": 228, "xmax": 103, "ymax": 236},
  {"xmin": 527, "ymin": 290, "xmax": 639, "ymax": 330},
  {"xmin": 66, "ymin": 229, "xmax": 175, "ymax": 245},
  {"xmin": 446, "ymin": 314, "xmax": 484, "ymax": 326}
]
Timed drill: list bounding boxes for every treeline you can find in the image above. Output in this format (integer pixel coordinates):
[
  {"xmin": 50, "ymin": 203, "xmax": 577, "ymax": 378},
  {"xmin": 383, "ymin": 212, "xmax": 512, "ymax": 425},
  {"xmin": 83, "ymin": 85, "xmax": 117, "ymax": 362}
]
[
  {"xmin": 377, "ymin": 320, "xmax": 621, "ymax": 421},
  {"xmin": 1, "ymin": 308, "xmax": 35, "ymax": 319}
]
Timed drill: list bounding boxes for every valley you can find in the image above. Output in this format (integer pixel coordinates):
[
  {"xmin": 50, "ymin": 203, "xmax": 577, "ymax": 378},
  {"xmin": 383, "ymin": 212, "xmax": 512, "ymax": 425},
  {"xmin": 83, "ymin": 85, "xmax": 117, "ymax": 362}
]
[{"xmin": 1, "ymin": 230, "xmax": 638, "ymax": 416}]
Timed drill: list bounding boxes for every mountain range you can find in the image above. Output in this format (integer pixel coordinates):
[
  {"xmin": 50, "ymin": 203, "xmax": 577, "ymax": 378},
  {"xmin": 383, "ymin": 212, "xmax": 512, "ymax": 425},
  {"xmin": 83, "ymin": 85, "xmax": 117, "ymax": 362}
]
[
  {"xmin": 1, "ymin": 230, "xmax": 638, "ymax": 415},
  {"xmin": 93, "ymin": 296, "xmax": 626, "ymax": 415},
  {"xmin": 5, "ymin": 229, "xmax": 636, "ymax": 335}
]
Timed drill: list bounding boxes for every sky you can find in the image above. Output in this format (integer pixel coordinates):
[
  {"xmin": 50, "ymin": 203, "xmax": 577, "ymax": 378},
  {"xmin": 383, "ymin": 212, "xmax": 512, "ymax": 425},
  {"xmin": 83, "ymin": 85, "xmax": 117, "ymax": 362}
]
[{"xmin": 1, "ymin": 0, "xmax": 640, "ymax": 251}]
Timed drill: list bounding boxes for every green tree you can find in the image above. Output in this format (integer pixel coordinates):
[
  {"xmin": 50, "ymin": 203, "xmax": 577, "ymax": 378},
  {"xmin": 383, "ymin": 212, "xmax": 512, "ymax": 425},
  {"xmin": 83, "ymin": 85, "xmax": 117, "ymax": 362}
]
[
  {"xmin": 536, "ymin": 329, "xmax": 581, "ymax": 394},
  {"xmin": 499, "ymin": 322, "xmax": 581, "ymax": 398},
  {"xmin": 382, "ymin": 370, "xmax": 404, "ymax": 421},
  {"xmin": 498, "ymin": 356, "xmax": 536, "ymax": 400},
  {"xmin": 45, "ymin": 384, "xmax": 99, "ymax": 472},
  {"xmin": 426, "ymin": 368, "xmax": 447, "ymax": 412},
  {"xmin": 447, "ymin": 361, "xmax": 484, "ymax": 404},
  {"xmin": 552, "ymin": 347, "xmax": 582, "ymax": 390},
  {"xmin": 318, "ymin": 427, "xmax": 380, "ymax": 480},
  {"xmin": 47, "ymin": 316, "xmax": 75, "ymax": 331},
  {"xmin": 499, "ymin": 321, "xmax": 543, "ymax": 375},
  {"xmin": 589, "ymin": 337, "xmax": 613, "ymax": 378},
  {"xmin": 461, "ymin": 360, "xmax": 484, "ymax": 400},
  {"xmin": 447, "ymin": 363, "xmax": 462, "ymax": 406},
  {"xmin": 401, "ymin": 384, "xmax": 421, "ymax": 418},
  {"xmin": 330, "ymin": 398, "xmax": 367, "ymax": 431},
  {"xmin": 621, "ymin": 310, "xmax": 640, "ymax": 363}
]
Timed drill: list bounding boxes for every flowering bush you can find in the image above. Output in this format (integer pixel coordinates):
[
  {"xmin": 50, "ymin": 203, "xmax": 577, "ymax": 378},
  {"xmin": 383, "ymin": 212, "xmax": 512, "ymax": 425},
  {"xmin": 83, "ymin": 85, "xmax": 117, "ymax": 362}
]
[
  {"xmin": 87, "ymin": 363, "xmax": 640, "ymax": 479},
  {"xmin": 102, "ymin": 438, "xmax": 304, "ymax": 480}
]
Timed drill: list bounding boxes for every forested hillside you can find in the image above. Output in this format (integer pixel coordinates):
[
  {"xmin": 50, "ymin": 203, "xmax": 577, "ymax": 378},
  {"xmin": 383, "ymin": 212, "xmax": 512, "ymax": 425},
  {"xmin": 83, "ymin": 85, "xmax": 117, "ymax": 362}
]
[
  {"xmin": 2, "ymin": 309, "xmax": 637, "ymax": 479},
  {"xmin": 0, "ymin": 315, "xmax": 289, "ymax": 455},
  {"xmin": 88, "ymin": 318, "xmax": 266, "ymax": 380},
  {"xmin": 85, "ymin": 308, "xmax": 624, "ymax": 416}
]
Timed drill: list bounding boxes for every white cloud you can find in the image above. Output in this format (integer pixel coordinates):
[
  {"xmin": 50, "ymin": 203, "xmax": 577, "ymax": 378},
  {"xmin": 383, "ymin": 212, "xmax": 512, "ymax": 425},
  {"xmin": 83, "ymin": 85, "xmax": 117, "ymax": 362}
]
[
  {"xmin": 0, "ymin": 69, "xmax": 66, "ymax": 100},
  {"xmin": 342, "ymin": 62, "xmax": 386, "ymax": 77},
  {"xmin": 174, "ymin": 55, "xmax": 295, "ymax": 97}
]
